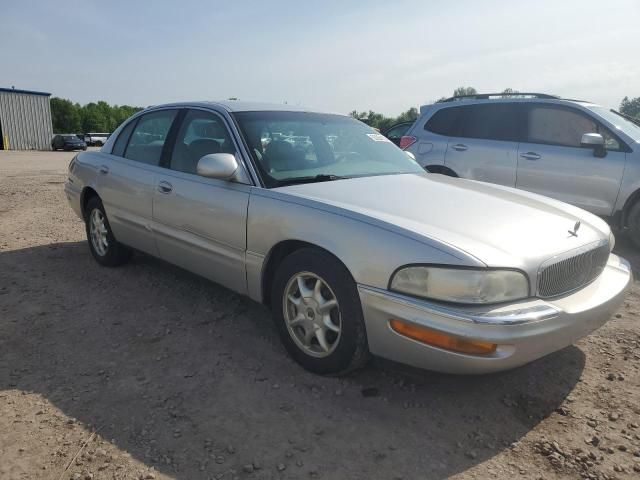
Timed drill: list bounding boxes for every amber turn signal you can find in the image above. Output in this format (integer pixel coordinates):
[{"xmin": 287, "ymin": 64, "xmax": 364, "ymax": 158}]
[{"xmin": 389, "ymin": 319, "xmax": 497, "ymax": 355}]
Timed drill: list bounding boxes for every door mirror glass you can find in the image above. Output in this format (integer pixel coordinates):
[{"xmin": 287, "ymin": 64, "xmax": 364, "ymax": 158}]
[
  {"xmin": 197, "ymin": 153, "xmax": 239, "ymax": 180},
  {"xmin": 581, "ymin": 133, "xmax": 606, "ymax": 158}
]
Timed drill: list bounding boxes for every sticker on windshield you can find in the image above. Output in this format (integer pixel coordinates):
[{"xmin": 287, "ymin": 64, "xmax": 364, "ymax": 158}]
[{"xmin": 366, "ymin": 133, "xmax": 392, "ymax": 142}]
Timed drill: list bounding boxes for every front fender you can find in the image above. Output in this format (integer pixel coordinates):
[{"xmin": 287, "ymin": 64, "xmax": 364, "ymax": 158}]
[{"xmin": 245, "ymin": 189, "xmax": 482, "ymax": 303}]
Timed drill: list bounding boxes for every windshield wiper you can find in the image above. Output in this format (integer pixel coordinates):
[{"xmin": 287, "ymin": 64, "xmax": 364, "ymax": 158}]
[{"xmin": 276, "ymin": 174, "xmax": 347, "ymax": 186}]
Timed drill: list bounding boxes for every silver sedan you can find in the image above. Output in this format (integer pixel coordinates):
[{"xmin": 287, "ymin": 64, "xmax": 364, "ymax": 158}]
[{"xmin": 64, "ymin": 101, "xmax": 631, "ymax": 375}]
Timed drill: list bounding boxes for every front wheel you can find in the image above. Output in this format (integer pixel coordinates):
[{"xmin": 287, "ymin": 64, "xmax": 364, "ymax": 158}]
[
  {"xmin": 84, "ymin": 197, "xmax": 132, "ymax": 266},
  {"xmin": 271, "ymin": 248, "xmax": 370, "ymax": 375}
]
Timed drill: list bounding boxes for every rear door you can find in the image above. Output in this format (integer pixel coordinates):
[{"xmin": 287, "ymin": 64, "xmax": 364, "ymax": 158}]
[
  {"xmin": 152, "ymin": 108, "xmax": 251, "ymax": 294},
  {"xmin": 443, "ymin": 103, "xmax": 520, "ymax": 187},
  {"xmin": 515, "ymin": 104, "xmax": 627, "ymax": 216},
  {"xmin": 97, "ymin": 109, "xmax": 179, "ymax": 256}
]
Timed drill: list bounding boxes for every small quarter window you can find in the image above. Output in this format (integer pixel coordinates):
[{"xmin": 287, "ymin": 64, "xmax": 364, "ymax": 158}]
[
  {"xmin": 111, "ymin": 120, "xmax": 137, "ymax": 157},
  {"xmin": 425, "ymin": 107, "xmax": 462, "ymax": 136}
]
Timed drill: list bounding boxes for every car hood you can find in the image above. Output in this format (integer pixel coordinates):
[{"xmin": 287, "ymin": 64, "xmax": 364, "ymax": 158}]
[{"xmin": 274, "ymin": 173, "xmax": 610, "ymax": 269}]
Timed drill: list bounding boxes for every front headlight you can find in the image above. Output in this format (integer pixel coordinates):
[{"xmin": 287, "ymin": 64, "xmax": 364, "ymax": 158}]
[{"xmin": 390, "ymin": 266, "xmax": 529, "ymax": 304}]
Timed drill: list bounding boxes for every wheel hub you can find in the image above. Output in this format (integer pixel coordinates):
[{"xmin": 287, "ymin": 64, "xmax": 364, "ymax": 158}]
[
  {"xmin": 89, "ymin": 208, "xmax": 109, "ymax": 256},
  {"xmin": 283, "ymin": 272, "xmax": 342, "ymax": 358}
]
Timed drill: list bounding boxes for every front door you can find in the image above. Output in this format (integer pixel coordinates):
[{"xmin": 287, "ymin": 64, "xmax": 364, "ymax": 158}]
[
  {"xmin": 515, "ymin": 104, "xmax": 626, "ymax": 217},
  {"xmin": 152, "ymin": 108, "xmax": 250, "ymax": 294}
]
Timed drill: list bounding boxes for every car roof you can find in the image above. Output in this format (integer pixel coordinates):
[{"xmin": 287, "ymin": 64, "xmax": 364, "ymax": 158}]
[{"xmin": 146, "ymin": 100, "xmax": 340, "ymax": 115}]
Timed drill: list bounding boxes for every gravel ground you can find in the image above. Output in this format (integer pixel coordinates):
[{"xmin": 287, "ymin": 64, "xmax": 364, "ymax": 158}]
[{"xmin": 1, "ymin": 150, "xmax": 639, "ymax": 480}]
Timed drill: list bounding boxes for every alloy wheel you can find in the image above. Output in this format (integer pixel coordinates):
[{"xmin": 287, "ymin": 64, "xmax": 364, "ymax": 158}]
[{"xmin": 283, "ymin": 272, "xmax": 342, "ymax": 358}]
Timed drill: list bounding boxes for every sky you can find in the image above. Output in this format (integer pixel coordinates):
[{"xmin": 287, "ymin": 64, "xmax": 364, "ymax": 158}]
[{"xmin": 1, "ymin": 0, "xmax": 639, "ymax": 116}]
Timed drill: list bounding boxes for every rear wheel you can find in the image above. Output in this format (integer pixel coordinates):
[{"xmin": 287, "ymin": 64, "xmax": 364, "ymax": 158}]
[
  {"xmin": 271, "ymin": 248, "xmax": 369, "ymax": 375},
  {"xmin": 84, "ymin": 197, "xmax": 132, "ymax": 266}
]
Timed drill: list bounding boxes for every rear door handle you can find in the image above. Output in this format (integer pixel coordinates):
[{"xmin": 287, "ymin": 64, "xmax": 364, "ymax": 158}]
[
  {"xmin": 157, "ymin": 181, "xmax": 173, "ymax": 194},
  {"xmin": 451, "ymin": 144, "xmax": 468, "ymax": 151},
  {"xmin": 520, "ymin": 152, "xmax": 541, "ymax": 160},
  {"xmin": 99, "ymin": 165, "xmax": 109, "ymax": 175}
]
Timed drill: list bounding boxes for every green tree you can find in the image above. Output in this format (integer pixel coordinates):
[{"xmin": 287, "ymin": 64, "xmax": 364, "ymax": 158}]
[
  {"xmin": 620, "ymin": 96, "xmax": 640, "ymax": 120},
  {"xmin": 50, "ymin": 97, "xmax": 143, "ymax": 134},
  {"xmin": 453, "ymin": 86, "xmax": 477, "ymax": 97},
  {"xmin": 349, "ymin": 107, "xmax": 419, "ymax": 131},
  {"xmin": 50, "ymin": 97, "xmax": 81, "ymax": 133}
]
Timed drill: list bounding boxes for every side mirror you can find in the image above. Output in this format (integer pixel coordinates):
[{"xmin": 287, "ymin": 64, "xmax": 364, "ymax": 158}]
[
  {"xmin": 581, "ymin": 133, "xmax": 606, "ymax": 158},
  {"xmin": 197, "ymin": 153, "xmax": 239, "ymax": 180}
]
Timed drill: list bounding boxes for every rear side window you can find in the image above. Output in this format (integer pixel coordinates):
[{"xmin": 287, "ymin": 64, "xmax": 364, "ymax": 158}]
[
  {"xmin": 111, "ymin": 120, "xmax": 137, "ymax": 157},
  {"xmin": 124, "ymin": 110, "xmax": 178, "ymax": 165},
  {"xmin": 425, "ymin": 107, "xmax": 462, "ymax": 136},
  {"xmin": 459, "ymin": 104, "xmax": 519, "ymax": 141}
]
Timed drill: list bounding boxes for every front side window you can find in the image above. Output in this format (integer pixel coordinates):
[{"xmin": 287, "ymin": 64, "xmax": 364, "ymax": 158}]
[
  {"xmin": 527, "ymin": 106, "xmax": 599, "ymax": 148},
  {"xmin": 170, "ymin": 110, "xmax": 236, "ymax": 174},
  {"xmin": 234, "ymin": 111, "xmax": 423, "ymax": 187},
  {"xmin": 124, "ymin": 110, "xmax": 177, "ymax": 165}
]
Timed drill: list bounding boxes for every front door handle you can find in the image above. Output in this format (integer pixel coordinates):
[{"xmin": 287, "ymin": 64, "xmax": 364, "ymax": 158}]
[
  {"xmin": 451, "ymin": 144, "xmax": 468, "ymax": 152},
  {"xmin": 157, "ymin": 181, "xmax": 173, "ymax": 194},
  {"xmin": 520, "ymin": 152, "xmax": 541, "ymax": 160},
  {"xmin": 99, "ymin": 165, "xmax": 109, "ymax": 175}
]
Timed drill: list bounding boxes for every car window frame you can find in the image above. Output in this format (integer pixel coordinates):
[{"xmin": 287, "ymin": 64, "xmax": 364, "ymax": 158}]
[
  {"xmin": 424, "ymin": 105, "xmax": 464, "ymax": 137},
  {"xmin": 523, "ymin": 103, "xmax": 630, "ymax": 153},
  {"xmin": 165, "ymin": 108, "xmax": 241, "ymax": 175},
  {"xmin": 117, "ymin": 108, "xmax": 181, "ymax": 166}
]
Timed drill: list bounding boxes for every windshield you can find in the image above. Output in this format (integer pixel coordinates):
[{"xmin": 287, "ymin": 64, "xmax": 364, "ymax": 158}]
[
  {"xmin": 233, "ymin": 111, "xmax": 423, "ymax": 187},
  {"xmin": 63, "ymin": 135, "xmax": 78, "ymax": 141},
  {"xmin": 587, "ymin": 106, "xmax": 640, "ymax": 140}
]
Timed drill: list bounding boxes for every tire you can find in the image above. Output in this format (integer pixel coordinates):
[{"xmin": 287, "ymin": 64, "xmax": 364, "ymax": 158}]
[
  {"xmin": 271, "ymin": 248, "xmax": 370, "ymax": 375},
  {"xmin": 84, "ymin": 196, "xmax": 132, "ymax": 267},
  {"xmin": 627, "ymin": 201, "xmax": 640, "ymax": 249}
]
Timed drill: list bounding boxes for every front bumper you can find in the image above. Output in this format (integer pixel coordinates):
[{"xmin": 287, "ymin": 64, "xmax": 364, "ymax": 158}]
[{"xmin": 359, "ymin": 254, "xmax": 632, "ymax": 374}]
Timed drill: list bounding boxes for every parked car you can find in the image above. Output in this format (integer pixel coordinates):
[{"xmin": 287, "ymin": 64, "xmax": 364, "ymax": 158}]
[
  {"xmin": 84, "ymin": 132, "xmax": 110, "ymax": 146},
  {"xmin": 64, "ymin": 101, "xmax": 630, "ymax": 375},
  {"xmin": 401, "ymin": 93, "xmax": 640, "ymax": 246},
  {"xmin": 51, "ymin": 134, "xmax": 87, "ymax": 151},
  {"xmin": 382, "ymin": 120, "xmax": 415, "ymax": 146}
]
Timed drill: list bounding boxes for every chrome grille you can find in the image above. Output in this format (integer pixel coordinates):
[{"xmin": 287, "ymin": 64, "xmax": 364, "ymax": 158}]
[{"xmin": 537, "ymin": 242, "xmax": 610, "ymax": 298}]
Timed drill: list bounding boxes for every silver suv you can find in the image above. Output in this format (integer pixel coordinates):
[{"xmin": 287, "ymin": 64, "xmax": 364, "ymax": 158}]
[{"xmin": 402, "ymin": 93, "xmax": 640, "ymax": 246}]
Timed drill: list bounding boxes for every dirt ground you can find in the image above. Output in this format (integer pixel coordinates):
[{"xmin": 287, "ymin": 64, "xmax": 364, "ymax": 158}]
[{"xmin": 0, "ymin": 150, "xmax": 639, "ymax": 480}]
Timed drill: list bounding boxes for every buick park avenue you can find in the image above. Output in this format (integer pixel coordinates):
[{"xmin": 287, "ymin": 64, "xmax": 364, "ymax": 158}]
[{"xmin": 64, "ymin": 101, "xmax": 631, "ymax": 375}]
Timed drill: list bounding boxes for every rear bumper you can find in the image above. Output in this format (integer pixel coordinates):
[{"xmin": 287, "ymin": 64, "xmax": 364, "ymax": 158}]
[
  {"xmin": 359, "ymin": 254, "xmax": 632, "ymax": 374},
  {"xmin": 64, "ymin": 180, "xmax": 83, "ymax": 220}
]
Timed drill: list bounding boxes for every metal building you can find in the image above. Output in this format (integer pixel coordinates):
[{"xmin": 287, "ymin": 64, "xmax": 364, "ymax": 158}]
[{"xmin": 0, "ymin": 87, "xmax": 53, "ymax": 150}]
